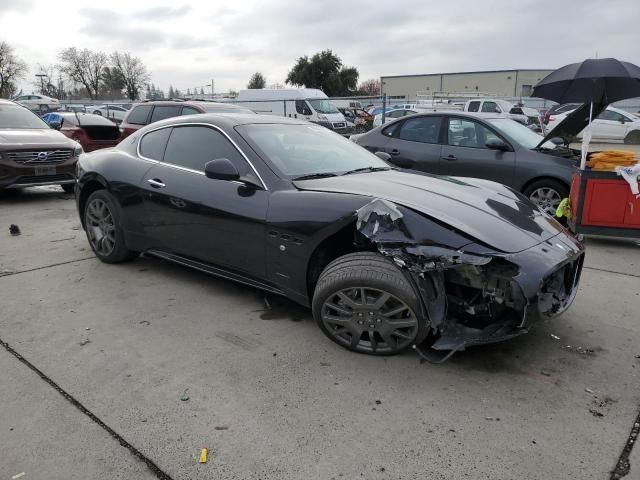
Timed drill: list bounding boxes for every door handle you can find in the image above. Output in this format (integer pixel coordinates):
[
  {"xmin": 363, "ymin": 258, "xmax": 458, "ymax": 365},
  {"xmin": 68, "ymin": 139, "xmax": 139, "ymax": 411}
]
[
  {"xmin": 441, "ymin": 154, "xmax": 457, "ymax": 161},
  {"xmin": 147, "ymin": 178, "xmax": 165, "ymax": 189},
  {"xmin": 390, "ymin": 149, "xmax": 400, "ymax": 156}
]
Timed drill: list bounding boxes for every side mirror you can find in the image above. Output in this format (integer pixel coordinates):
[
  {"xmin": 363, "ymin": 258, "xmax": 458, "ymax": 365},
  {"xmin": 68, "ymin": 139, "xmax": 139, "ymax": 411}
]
[
  {"xmin": 204, "ymin": 158, "xmax": 240, "ymax": 181},
  {"xmin": 49, "ymin": 121, "xmax": 62, "ymax": 130},
  {"xmin": 374, "ymin": 151, "xmax": 392, "ymax": 162},
  {"xmin": 619, "ymin": 118, "xmax": 626, "ymax": 124},
  {"xmin": 486, "ymin": 138, "xmax": 509, "ymax": 151}
]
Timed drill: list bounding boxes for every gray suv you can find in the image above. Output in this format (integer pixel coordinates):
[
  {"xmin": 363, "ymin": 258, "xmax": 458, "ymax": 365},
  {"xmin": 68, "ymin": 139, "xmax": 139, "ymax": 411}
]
[{"xmin": 351, "ymin": 112, "xmax": 576, "ymax": 214}]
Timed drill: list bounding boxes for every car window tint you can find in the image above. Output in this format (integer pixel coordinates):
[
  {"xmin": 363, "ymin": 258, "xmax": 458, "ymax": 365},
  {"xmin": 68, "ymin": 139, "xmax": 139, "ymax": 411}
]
[
  {"xmin": 163, "ymin": 126, "xmax": 247, "ymax": 174},
  {"xmin": 150, "ymin": 105, "xmax": 182, "ymax": 123},
  {"xmin": 139, "ymin": 127, "xmax": 171, "ymax": 161},
  {"xmin": 181, "ymin": 106, "xmax": 200, "ymax": 115},
  {"xmin": 126, "ymin": 105, "xmax": 153, "ymax": 125},
  {"xmin": 481, "ymin": 101, "xmax": 499, "ymax": 113},
  {"xmin": 398, "ymin": 116, "xmax": 442, "ymax": 144},
  {"xmin": 381, "ymin": 123, "xmax": 399, "ymax": 137},
  {"xmin": 447, "ymin": 118, "xmax": 499, "ymax": 149},
  {"xmin": 467, "ymin": 101, "xmax": 480, "ymax": 112},
  {"xmin": 295, "ymin": 100, "xmax": 311, "ymax": 115},
  {"xmin": 598, "ymin": 110, "xmax": 626, "ymax": 122}
]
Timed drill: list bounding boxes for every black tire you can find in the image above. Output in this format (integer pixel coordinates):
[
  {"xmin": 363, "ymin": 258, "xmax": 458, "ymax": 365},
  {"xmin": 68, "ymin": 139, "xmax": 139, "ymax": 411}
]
[
  {"xmin": 522, "ymin": 178, "xmax": 568, "ymax": 216},
  {"xmin": 312, "ymin": 252, "xmax": 429, "ymax": 355},
  {"xmin": 93, "ymin": 110, "xmax": 102, "ymax": 116},
  {"xmin": 624, "ymin": 130, "xmax": 640, "ymax": 144},
  {"xmin": 83, "ymin": 190, "xmax": 137, "ymax": 263},
  {"xmin": 61, "ymin": 183, "xmax": 75, "ymax": 194}
]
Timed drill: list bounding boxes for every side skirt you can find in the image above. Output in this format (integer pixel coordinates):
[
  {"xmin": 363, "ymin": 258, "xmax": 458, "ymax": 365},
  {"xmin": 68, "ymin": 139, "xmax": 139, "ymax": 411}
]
[{"xmin": 144, "ymin": 249, "xmax": 286, "ymax": 297}]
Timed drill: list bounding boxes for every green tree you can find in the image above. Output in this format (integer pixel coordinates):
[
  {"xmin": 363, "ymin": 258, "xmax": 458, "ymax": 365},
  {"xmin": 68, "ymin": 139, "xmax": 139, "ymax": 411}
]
[
  {"xmin": 286, "ymin": 50, "xmax": 358, "ymax": 97},
  {"xmin": 200, "ymin": 87, "xmax": 205, "ymax": 95},
  {"xmin": 168, "ymin": 85, "xmax": 175, "ymax": 98},
  {"xmin": 247, "ymin": 72, "xmax": 266, "ymax": 89}
]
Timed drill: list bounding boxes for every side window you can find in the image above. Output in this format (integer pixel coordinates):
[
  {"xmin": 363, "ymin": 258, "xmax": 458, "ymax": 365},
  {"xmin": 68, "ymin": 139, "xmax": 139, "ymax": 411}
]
[
  {"xmin": 163, "ymin": 126, "xmax": 247, "ymax": 174},
  {"xmin": 481, "ymin": 101, "xmax": 500, "ymax": 113},
  {"xmin": 150, "ymin": 105, "xmax": 182, "ymax": 123},
  {"xmin": 139, "ymin": 127, "xmax": 171, "ymax": 161},
  {"xmin": 467, "ymin": 101, "xmax": 480, "ymax": 112},
  {"xmin": 381, "ymin": 123, "xmax": 399, "ymax": 137},
  {"xmin": 126, "ymin": 105, "xmax": 153, "ymax": 125},
  {"xmin": 598, "ymin": 110, "xmax": 625, "ymax": 122},
  {"xmin": 181, "ymin": 106, "xmax": 200, "ymax": 116},
  {"xmin": 295, "ymin": 100, "xmax": 311, "ymax": 115},
  {"xmin": 447, "ymin": 118, "xmax": 499, "ymax": 149},
  {"xmin": 398, "ymin": 116, "xmax": 442, "ymax": 144}
]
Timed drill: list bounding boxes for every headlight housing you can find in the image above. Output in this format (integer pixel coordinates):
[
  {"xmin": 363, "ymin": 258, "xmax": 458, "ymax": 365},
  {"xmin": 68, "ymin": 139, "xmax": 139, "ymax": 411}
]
[{"xmin": 73, "ymin": 142, "xmax": 83, "ymax": 157}]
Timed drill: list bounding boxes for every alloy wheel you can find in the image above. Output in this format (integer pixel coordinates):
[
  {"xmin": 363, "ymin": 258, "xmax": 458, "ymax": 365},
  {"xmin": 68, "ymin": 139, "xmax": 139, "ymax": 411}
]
[
  {"xmin": 529, "ymin": 187, "xmax": 562, "ymax": 215},
  {"xmin": 321, "ymin": 287, "xmax": 419, "ymax": 354},
  {"xmin": 85, "ymin": 198, "xmax": 116, "ymax": 256}
]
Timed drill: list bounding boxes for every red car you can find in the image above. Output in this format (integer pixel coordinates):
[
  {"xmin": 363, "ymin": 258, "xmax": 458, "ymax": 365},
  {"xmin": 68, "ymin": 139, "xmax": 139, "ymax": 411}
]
[
  {"xmin": 119, "ymin": 100, "xmax": 254, "ymax": 140},
  {"xmin": 43, "ymin": 112, "xmax": 121, "ymax": 152}
]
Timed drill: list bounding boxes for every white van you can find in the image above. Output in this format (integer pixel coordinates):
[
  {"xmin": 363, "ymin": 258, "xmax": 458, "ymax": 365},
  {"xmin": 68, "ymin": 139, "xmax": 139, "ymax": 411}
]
[{"xmin": 235, "ymin": 88, "xmax": 348, "ymax": 134}]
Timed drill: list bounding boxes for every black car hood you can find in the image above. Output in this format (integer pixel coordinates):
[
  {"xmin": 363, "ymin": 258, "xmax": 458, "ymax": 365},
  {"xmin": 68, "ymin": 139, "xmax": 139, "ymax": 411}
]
[
  {"xmin": 294, "ymin": 170, "xmax": 565, "ymax": 253},
  {"xmin": 536, "ymin": 101, "xmax": 607, "ymax": 148}
]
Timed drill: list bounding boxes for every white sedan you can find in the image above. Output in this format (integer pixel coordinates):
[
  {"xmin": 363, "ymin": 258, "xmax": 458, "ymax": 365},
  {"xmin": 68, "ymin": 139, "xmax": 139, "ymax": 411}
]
[
  {"xmin": 372, "ymin": 108, "xmax": 417, "ymax": 127},
  {"xmin": 91, "ymin": 105, "xmax": 128, "ymax": 122},
  {"xmin": 547, "ymin": 106, "xmax": 640, "ymax": 144},
  {"xmin": 13, "ymin": 94, "xmax": 60, "ymax": 113}
]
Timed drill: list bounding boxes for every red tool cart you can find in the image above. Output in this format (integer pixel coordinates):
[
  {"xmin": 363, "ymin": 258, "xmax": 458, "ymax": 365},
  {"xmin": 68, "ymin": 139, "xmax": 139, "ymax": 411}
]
[{"xmin": 569, "ymin": 166, "xmax": 640, "ymax": 238}]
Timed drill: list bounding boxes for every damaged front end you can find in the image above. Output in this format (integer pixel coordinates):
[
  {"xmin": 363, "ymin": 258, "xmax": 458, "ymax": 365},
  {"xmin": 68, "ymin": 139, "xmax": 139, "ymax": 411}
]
[{"xmin": 355, "ymin": 198, "xmax": 585, "ymax": 360}]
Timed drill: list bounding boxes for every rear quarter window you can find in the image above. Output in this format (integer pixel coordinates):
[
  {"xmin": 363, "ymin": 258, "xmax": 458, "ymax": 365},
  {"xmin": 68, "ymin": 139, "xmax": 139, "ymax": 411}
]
[{"xmin": 126, "ymin": 105, "xmax": 153, "ymax": 125}]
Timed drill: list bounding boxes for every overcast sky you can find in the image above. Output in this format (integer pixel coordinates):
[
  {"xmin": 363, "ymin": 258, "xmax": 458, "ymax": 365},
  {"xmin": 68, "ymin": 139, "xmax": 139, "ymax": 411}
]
[{"xmin": 1, "ymin": 0, "xmax": 638, "ymax": 94}]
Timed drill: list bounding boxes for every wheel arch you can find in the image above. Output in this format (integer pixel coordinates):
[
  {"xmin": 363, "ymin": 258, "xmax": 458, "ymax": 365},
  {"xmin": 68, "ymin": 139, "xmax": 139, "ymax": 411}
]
[
  {"xmin": 520, "ymin": 175, "xmax": 569, "ymax": 195},
  {"xmin": 78, "ymin": 175, "xmax": 109, "ymax": 227}
]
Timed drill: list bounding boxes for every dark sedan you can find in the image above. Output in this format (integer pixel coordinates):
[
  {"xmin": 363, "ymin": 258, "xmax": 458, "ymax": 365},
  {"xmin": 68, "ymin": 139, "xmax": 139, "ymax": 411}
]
[
  {"xmin": 76, "ymin": 114, "xmax": 584, "ymax": 357},
  {"xmin": 351, "ymin": 112, "xmax": 577, "ymax": 215}
]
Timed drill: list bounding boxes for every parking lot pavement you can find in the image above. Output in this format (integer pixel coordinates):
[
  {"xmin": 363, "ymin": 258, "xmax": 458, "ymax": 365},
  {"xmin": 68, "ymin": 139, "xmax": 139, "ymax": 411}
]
[{"xmin": 1, "ymin": 187, "xmax": 639, "ymax": 479}]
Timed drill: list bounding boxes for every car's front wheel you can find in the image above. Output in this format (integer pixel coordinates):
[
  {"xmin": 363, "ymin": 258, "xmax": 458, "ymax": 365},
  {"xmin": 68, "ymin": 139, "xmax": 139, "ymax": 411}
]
[
  {"xmin": 312, "ymin": 252, "xmax": 429, "ymax": 355},
  {"xmin": 84, "ymin": 190, "xmax": 137, "ymax": 263},
  {"xmin": 93, "ymin": 110, "xmax": 102, "ymax": 116},
  {"xmin": 523, "ymin": 179, "xmax": 568, "ymax": 216}
]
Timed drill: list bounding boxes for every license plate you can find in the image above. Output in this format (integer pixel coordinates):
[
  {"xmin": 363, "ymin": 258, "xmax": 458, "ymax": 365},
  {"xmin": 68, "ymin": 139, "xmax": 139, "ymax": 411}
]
[{"xmin": 34, "ymin": 166, "xmax": 56, "ymax": 176}]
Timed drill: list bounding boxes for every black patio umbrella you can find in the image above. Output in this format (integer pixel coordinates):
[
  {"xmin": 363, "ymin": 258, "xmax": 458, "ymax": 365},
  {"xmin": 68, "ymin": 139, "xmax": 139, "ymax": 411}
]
[{"xmin": 533, "ymin": 57, "xmax": 640, "ymax": 105}]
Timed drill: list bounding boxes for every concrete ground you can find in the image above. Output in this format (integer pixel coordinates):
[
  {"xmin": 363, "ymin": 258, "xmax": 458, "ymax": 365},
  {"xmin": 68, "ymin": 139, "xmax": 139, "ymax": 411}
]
[{"xmin": 0, "ymin": 186, "xmax": 639, "ymax": 480}]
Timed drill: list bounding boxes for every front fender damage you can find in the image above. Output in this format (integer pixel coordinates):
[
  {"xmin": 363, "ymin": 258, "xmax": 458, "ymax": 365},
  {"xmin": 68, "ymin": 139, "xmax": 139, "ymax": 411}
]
[{"xmin": 355, "ymin": 198, "xmax": 533, "ymax": 361}]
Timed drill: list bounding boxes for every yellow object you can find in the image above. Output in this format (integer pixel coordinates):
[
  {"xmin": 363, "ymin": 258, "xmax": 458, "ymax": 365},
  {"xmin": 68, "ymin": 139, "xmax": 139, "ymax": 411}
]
[
  {"xmin": 12, "ymin": 474, "xmax": 25, "ymax": 480},
  {"xmin": 586, "ymin": 150, "xmax": 636, "ymax": 171},
  {"xmin": 556, "ymin": 198, "xmax": 572, "ymax": 220},
  {"xmin": 199, "ymin": 448, "xmax": 208, "ymax": 464}
]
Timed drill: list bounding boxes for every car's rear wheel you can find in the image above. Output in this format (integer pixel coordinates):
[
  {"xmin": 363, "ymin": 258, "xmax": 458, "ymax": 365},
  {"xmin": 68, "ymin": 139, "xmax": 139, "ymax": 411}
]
[
  {"xmin": 312, "ymin": 252, "xmax": 428, "ymax": 355},
  {"xmin": 84, "ymin": 190, "xmax": 137, "ymax": 263},
  {"xmin": 61, "ymin": 183, "xmax": 75, "ymax": 194},
  {"xmin": 624, "ymin": 130, "xmax": 640, "ymax": 144},
  {"xmin": 93, "ymin": 110, "xmax": 102, "ymax": 116},
  {"xmin": 523, "ymin": 179, "xmax": 568, "ymax": 216}
]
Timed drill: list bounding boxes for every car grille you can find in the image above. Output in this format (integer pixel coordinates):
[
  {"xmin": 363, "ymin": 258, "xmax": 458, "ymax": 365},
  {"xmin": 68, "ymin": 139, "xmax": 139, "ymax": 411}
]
[
  {"xmin": 14, "ymin": 173, "xmax": 74, "ymax": 185},
  {"xmin": 6, "ymin": 149, "xmax": 73, "ymax": 165},
  {"xmin": 332, "ymin": 122, "xmax": 346, "ymax": 129}
]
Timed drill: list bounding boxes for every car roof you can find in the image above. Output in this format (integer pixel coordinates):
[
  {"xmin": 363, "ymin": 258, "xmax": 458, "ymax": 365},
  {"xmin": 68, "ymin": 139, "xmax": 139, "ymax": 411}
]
[{"xmin": 138, "ymin": 113, "xmax": 308, "ymax": 132}]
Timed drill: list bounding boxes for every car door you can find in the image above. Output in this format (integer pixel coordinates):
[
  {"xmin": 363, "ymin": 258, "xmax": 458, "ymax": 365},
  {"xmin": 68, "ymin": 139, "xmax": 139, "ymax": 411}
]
[
  {"xmin": 593, "ymin": 110, "xmax": 627, "ymax": 141},
  {"xmin": 439, "ymin": 116, "xmax": 516, "ymax": 186},
  {"xmin": 382, "ymin": 115, "xmax": 443, "ymax": 172},
  {"xmin": 139, "ymin": 124, "xmax": 268, "ymax": 278}
]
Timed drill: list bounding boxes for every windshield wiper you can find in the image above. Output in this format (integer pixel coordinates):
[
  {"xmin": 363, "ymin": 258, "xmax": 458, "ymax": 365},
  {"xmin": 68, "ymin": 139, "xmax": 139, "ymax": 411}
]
[
  {"xmin": 341, "ymin": 166, "xmax": 394, "ymax": 176},
  {"xmin": 292, "ymin": 172, "xmax": 338, "ymax": 181}
]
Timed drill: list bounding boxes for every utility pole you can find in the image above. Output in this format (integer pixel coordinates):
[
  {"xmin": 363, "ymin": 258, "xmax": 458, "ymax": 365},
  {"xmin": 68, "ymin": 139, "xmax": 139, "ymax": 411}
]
[{"xmin": 35, "ymin": 73, "xmax": 47, "ymax": 94}]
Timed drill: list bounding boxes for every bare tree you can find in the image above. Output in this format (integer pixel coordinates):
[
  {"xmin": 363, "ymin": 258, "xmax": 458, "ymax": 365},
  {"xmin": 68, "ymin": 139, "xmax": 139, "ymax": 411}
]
[
  {"xmin": 58, "ymin": 47, "xmax": 107, "ymax": 100},
  {"xmin": 34, "ymin": 64, "xmax": 66, "ymax": 98},
  {"xmin": 111, "ymin": 51, "xmax": 149, "ymax": 101},
  {"xmin": 358, "ymin": 78, "xmax": 381, "ymax": 96},
  {"xmin": 0, "ymin": 41, "xmax": 27, "ymax": 98}
]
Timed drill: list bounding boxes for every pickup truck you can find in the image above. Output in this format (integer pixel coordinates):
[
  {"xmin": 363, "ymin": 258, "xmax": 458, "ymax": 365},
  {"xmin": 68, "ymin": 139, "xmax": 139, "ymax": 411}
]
[{"xmin": 464, "ymin": 99, "xmax": 542, "ymax": 131}]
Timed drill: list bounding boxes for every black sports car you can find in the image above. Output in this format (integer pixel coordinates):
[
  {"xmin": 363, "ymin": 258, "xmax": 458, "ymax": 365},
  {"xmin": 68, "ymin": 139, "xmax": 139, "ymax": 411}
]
[{"xmin": 76, "ymin": 114, "xmax": 585, "ymax": 356}]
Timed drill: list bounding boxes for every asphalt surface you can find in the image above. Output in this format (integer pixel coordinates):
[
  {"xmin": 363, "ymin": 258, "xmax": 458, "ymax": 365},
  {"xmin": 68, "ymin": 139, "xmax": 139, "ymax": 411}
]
[{"xmin": 1, "ymin": 186, "xmax": 639, "ymax": 480}]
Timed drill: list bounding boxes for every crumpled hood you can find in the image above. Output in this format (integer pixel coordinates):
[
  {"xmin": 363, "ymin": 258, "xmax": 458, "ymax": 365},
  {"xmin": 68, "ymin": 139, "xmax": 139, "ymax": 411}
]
[
  {"xmin": 294, "ymin": 170, "xmax": 566, "ymax": 253},
  {"xmin": 0, "ymin": 128, "xmax": 75, "ymax": 149}
]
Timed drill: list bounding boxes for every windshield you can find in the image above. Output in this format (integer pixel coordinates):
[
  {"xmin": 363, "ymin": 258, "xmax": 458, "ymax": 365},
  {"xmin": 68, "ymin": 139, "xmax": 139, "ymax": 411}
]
[
  {"xmin": 237, "ymin": 123, "xmax": 389, "ymax": 177},
  {"xmin": 0, "ymin": 104, "xmax": 49, "ymax": 129},
  {"xmin": 486, "ymin": 118, "xmax": 555, "ymax": 149},
  {"xmin": 308, "ymin": 99, "xmax": 339, "ymax": 114}
]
